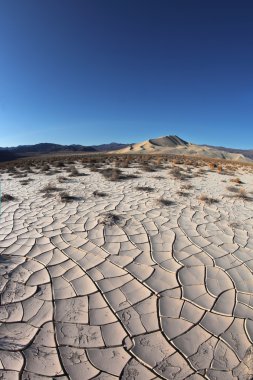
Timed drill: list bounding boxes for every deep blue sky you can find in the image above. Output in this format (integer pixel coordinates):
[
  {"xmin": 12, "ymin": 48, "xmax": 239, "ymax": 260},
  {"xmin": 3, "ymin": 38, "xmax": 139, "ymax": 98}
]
[{"xmin": 0, "ymin": 1, "xmax": 253, "ymax": 148}]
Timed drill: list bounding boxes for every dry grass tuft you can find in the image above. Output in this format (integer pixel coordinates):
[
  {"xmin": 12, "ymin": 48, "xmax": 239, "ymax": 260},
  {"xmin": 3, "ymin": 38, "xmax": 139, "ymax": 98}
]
[
  {"xmin": 198, "ymin": 194, "xmax": 219, "ymax": 204},
  {"xmin": 217, "ymin": 165, "xmax": 223, "ymax": 173},
  {"xmin": 237, "ymin": 188, "xmax": 248, "ymax": 199},
  {"xmin": 230, "ymin": 177, "xmax": 243, "ymax": 184},
  {"xmin": 208, "ymin": 163, "xmax": 216, "ymax": 170}
]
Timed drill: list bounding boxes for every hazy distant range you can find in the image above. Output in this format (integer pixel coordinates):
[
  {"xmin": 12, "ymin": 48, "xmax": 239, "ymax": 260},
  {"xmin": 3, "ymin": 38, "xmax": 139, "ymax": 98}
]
[{"xmin": 0, "ymin": 141, "xmax": 253, "ymax": 162}]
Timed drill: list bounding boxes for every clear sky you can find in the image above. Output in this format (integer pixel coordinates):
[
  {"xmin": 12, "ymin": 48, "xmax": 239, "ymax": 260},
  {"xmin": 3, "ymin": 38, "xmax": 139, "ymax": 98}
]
[{"xmin": 0, "ymin": 1, "xmax": 253, "ymax": 148}]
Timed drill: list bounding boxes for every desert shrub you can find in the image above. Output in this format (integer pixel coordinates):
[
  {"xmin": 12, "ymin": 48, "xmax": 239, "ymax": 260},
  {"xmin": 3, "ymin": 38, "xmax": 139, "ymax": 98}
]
[
  {"xmin": 198, "ymin": 194, "xmax": 219, "ymax": 204},
  {"xmin": 217, "ymin": 165, "xmax": 222, "ymax": 173},
  {"xmin": 237, "ymin": 188, "xmax": 248, "ymax": 199},
  {"xmin": 226, "ymin": 186, "xmax": 239, "ymax": 193},
  {"xmin": 41, "ymin": 163, "xmax": 51, "ymax": 172},
  {"xmin": 140, "ymin": 164, "xmax": 156, "ymax": 172},
  {"xmin": 208, "ymin": 163, "xmax": 216, "ymax": 170},
  {"xmin": 177, "ymin": 190, "xmax": 190, "ymax": 197},
  {"xmin": 230, "ymin": 177, "xmax": 243, "ymax": 184},
  {"xmin": 170, "ymin": 167, "xmax": 182, "ymax": 178},
  {"xmin": 68, "ymin": 166, "xmax": 81, "ymax": 176},
  {"xmin": 170, "ymin": 167, "xmax": 190, "ymax": 180},
  {"xmin": 136, "ymin": 186, "xmax": 154, "ymax": 192},
  {"xmin": 58, "ymin": 176, "xmax": 69, "ymax": 183},
  {"xmin": 99, "ymin": 212, "xmax": 123, "ymax": 226},
  {"xmin": 158, "ymin": 197, "xmax": 175, "ymax": 206},
  {"xmin": 54, "ymin": 161, "xmax": 65, "ymax": 168},
  {"xmin": 20, "ymin": 179, "xmax": 34, "ymax": 185},
  {"xmin": 93, "ymin": 190, "xmax": 108, "ymax": 197},
  {"xmin": 1, "ymin": 193, "xmax": 16, "ymax": 202},
  {"xmin": 100, "ymin": 168, "xmax": 122, "ymax": 181},
  {"xmin": 41, "ymin": 183, "xmax": 59, "ymax": 193},
  {"xmin": 181, "ymin": 184, "xmax": 193, "ymax": 190},
  {"xmin": 59, "ymin": 192, "xmax": 79, "ymax": 202}
]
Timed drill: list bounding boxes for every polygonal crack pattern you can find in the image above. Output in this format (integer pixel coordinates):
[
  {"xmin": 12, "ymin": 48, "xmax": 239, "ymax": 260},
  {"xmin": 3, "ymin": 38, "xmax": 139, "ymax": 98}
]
[{"xmin": 0, "ymin": 164, "xmax": 253, "ymax": 379}]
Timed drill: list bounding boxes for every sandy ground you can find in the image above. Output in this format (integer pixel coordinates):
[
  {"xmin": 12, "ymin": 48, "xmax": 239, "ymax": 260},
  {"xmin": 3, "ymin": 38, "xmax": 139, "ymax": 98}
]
[{"xmin": 1, "ymin": 162, "xmax": 253, "ymax": 379}]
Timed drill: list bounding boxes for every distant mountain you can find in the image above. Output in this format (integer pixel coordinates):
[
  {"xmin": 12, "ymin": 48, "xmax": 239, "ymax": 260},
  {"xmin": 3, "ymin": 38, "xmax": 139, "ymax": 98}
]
[
  {"xmin": 0, "ymin": 142, "xmax": 130, "ymax": 158},
  {"xmin": 1, "ymin": 139, "xmax": 251, "ymax": 163},
  {"xmin": 203, "ymin": 145, "xmax": 253, "ymax": 160},
  {"xmin": 91, "ymin": 142, "xmax": 130, "ymax": 151}
]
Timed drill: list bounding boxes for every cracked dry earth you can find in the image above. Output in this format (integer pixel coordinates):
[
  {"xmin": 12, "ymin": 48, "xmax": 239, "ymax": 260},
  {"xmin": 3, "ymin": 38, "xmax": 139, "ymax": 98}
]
[{"xmin": 1, "ymin": 164, "xmax": 253, "ymax": 380}]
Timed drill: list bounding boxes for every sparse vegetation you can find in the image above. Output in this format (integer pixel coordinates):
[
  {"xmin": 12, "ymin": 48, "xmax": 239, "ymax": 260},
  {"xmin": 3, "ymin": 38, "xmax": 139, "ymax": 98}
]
[
  {"xmin": 59, "ymin": 192, "xmax": 79, "ymax": 202},
  {"xmin": 1, "ymin": 193, "xmax": 16, "ymax": 202},
  {"xmin": 158, "ymin": 197, "xmax": 175, "ymax": 206},
  {"xmin": 198, "ymin": 194, "xmax": 219, "ymax": 204},
  {"xmin": 20, "ymin": 179, "xmax": 34, "ymax": 185},
  {"xmin": 41, "ymin": 163, "xmax": 50, "ymax": 172},
  {"xmin": 69, "ymin": 166, "xmax": 81, "ymax": 176},
  {"xmin": 136, "ymin": 186, "xmax": 154, "ymax": 192},
  {"xmin": 99, "ymin": 212, "xmax": 123, "ymax": 226},
  {"xmin": 208, "ymin": 163, "xmax": 216, "ymax": 170},
  {"xmin": 58, "ymin": 176, "xmax": 69, "ymax": 183},
  {"xmin": 217, "ymin": 165, "xmax": 222, "ymax": 173},
  {"xmin": 181, "ymin": 183, "xmax": 193, "ymax": 190},
  {"xmin": 237, "ymin": 188, "xmax": 248, "ymax": 199},
  {"xmin": 100, "ymin": 167, "xmax": 138, "ymax": 181},
  {"xmin": 177, "ymin": 190, "xmax": 190, "ymax": 197},
  {"xmin": 41, "ymin": 182, "xmax": 60, "ymax": 192},
  {"xmin": 230, "ymin": 177, "xmax": 243, "ymax": 184},
  {"xmin": 93, "ymin": 190, "xmax": 108, "ymax": 197},
  {"xmin": 226, "ymin": 186, "xmax": 239, "ymax": 193}
]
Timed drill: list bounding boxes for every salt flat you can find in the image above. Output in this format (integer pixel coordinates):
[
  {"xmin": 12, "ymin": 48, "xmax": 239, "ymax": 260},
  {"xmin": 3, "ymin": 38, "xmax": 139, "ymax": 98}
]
[{"xmin": 1, "ymin": 158, "xmax": 253, "ymax": 379}]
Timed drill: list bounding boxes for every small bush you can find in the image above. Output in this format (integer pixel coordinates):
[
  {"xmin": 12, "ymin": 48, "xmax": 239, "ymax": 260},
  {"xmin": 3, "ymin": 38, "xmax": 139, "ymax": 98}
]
[
  {"xmin": 181, "ymin": 184, "xmax": 193, "ymax": 190},
  {"xmin": 208, "ymin": 163, "xmax": 216, "ymax": 170},
  {"xmin": 60, "ymin": 192, "xmax": 79, "ymax": 202},
  {"xmin": 1, "ymin": 193, "xmax": 16, "ymax": 202},
  {"xmin": 177, "ymin": 190, "xmax": 190, "ymax": 197},
  {"xmin": 217, "ymin": 165, "xmax": 222, "ymax": 173},
  {"xmin": 69, "ymin": 166, "xmax": 81, "ymax": 176},
  {"xmin": 237, "ymin": 188, "xmax": 248, "ymax": 199},
  {"xmin": 58, "ymin": 176, "xmax": 68, "ymax": 183},
  {"xmin": 230, "ymin": 177, "xmax": 243, "ymax": 184},
  {"xmin": 198, "ymin": 194, "xmax": 219, "ymax": 204},
  {"xmin": 41, "ymin": 183, "xmax": 59, "ymax": 193},
  {"xmin": 99, "ymin": 212, "xmax": 123, "ymax": 226},
  {"xmin": 100, "ymin": 168, "xmax": 122, "ymax": 181},
  {"xmin": 136, "ymin": 186, "xmax": 154, "ymax": 192},
  {"xmin": 226, "ymin": 186, "xmax": 239, "ymax": 193},
  {"xmin": 158, "ymin": 197, "xmax": 175, "ymax": 207},
  {"xmin": 93, "ymin": 190, "xmax": 108, "ymax": 197},
  {"xmin": 41, "ymin": 163, "xmax": 50, "ymax": 172}
]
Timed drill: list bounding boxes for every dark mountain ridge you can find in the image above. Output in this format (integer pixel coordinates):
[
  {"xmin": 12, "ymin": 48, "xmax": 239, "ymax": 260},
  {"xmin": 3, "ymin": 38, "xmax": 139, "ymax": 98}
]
[{"xmin": 0, "ymin": 142, "xmax": 129, "ymax": 156}]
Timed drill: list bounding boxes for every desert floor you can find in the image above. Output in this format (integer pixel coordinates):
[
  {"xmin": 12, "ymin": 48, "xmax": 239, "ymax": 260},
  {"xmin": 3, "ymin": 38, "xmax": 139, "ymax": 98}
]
[{"xmin": 1, "ymin": 161, "xmax": 253, "ymax": 379}]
